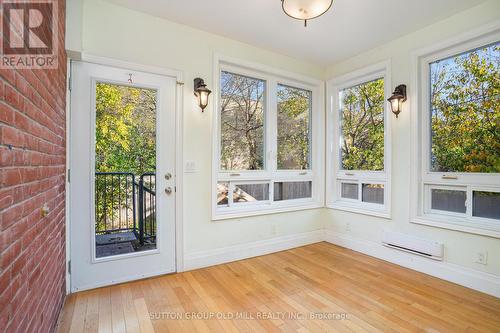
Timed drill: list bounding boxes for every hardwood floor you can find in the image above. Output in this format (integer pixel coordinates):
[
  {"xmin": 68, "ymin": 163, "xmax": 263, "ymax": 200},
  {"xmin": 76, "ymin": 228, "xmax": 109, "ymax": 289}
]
[{"xmin": 56, "ymin": 242, "xmax": 500, "ymax": 333}]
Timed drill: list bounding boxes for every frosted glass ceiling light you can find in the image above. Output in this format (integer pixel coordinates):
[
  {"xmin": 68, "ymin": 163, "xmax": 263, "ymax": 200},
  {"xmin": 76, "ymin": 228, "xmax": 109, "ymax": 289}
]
[{"xmin": 282, "ymin": 0, "xmax": 334, "ymax": 27}]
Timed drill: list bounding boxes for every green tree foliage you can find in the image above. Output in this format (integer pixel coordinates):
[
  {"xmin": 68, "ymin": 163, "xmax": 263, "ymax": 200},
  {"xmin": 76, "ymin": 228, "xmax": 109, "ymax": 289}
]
[
  {"xmin": 340, "ymin": 78, "xmax": 385, "ymax": 171},
  {"xmin": 95, "ymin": 82, "xmax": 157, "ymax": 174},
  {"xmin": 277, "ymin": 85, "xmax": 311, "ymax": 170},
  {"xmin": 431, "ymin": 43, "xmax": 500, "ymax": 173},
  {"xmin": 220, "ymin": 71, "xmax": 265, "ymax": 170}
]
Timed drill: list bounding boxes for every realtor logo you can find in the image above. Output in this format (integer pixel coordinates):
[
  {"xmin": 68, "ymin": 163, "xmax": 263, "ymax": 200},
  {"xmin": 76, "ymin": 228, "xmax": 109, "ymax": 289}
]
[{"xmin": 1, "ymin": 0, "xmax": 58, "ymax": 69}]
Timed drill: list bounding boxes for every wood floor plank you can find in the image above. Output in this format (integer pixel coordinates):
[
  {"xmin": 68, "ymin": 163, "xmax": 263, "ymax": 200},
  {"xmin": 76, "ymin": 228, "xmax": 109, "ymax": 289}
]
[
  {"xmin": 69, "ymin": 292, "xmax": 89, "ymax": 333},
  {"xmin": 83, "ymin": 290, "xmax": 100, "ymax": 333},
  {"xmin": 57, "ymin": 243, "xmax": 500, "ymax": 333},
  {"xmin": 97, "ymin": 288, "xmax": 112, "ymax": 333},
  {"xmin": 119, "ymin": 284, "xmax": 141, "ymax": 333},
  {"xmin": 56, "ymin": 293, "xmax": 77, "ymax": 333},
  {"xmin": 134, "ymin": 298, "xmax": 155, "ymax": 333}
]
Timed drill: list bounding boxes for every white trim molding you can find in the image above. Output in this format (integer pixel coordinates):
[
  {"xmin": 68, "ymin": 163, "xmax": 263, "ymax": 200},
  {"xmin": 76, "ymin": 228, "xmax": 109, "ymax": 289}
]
[
  {"xmin": 409, "ymin": 21, "xmax": 500, "ymax": 238},
  {"xmin": 211, "ymin": 53, "xmax": 325, "ymax": 220},
  {"xmin": 183, "ymin": 228, "xmax": 500, "ymax": 298},
  {"xmin": 326, "ymin": 60, "xmax": 392, "ymax": 219},
  {"xmin": 324, "ymin": 230, "xmax": 500, "ymax": 298},
  {"xmin": 66, "ymin": 54, "xmax": 186, "ymax": 293},
  {"xmin": 184, "ymin": 230, "xmax": 324, "ymax": 271}
]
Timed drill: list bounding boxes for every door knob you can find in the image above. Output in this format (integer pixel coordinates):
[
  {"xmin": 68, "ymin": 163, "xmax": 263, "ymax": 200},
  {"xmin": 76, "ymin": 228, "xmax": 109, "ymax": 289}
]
[
  {"xmin": 165, "ymin": 173, "xmax": 172, "ymax": 180},
  {"xmin": 165, "ymin": 187, "xmax": 173, "ymax": 195}
]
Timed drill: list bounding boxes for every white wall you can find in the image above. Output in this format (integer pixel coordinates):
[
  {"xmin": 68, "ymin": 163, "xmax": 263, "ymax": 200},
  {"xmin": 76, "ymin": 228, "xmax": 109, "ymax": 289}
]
[
  {"xmin": 77, "ymin": 0, "xmax": 326, "ymax": 259},
  {"xmin": 325, "ymin": 0, "xmax": 500, "ymax": 276},
  {"xmin": 71, "ymin": 0, "xmax": 500, "ymax": 277}
]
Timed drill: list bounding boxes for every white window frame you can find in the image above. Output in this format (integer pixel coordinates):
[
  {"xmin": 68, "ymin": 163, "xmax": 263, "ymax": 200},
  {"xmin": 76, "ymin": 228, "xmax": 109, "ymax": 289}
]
[
  {"xmin": 212, "ymin": 54, "xmax": 324, "ymax": 220},
  {"xmin": 410, "ymin": 21, "xmax": 500, "ymax": 238},
  {"xmin": 326, "ymin": 60, "xmax": 392, "ymax": 218}
]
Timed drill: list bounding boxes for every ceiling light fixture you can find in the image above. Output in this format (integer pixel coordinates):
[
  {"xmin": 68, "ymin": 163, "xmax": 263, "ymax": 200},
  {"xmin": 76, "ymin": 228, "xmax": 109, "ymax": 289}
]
[{"xmin": 281, "ymin": 0, "xmax": 334, "ymax": 27}]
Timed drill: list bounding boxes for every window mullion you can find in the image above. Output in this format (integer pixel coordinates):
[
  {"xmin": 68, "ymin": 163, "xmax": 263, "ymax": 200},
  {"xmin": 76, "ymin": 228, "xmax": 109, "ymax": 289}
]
[
  {"xmin": 228, "ymin": 182, "xmax": 234, "ymax": 207},
  {"xmin": 268, "ymin": 78, "xmax": 278, "ymax": 177},
  {"xmin": 358, "ymin": 181, "xmax": 362, "ymax": 203},
  {"xmin": 466, "ymin": 186, "xmax": 473, "ymax": 219}
]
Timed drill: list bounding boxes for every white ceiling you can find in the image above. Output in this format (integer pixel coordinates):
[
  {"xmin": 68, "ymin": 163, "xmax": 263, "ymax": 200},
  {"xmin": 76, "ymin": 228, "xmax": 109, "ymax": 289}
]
[{"xmin": 106, "ymin": 0, "xmax": 485, "ymax": 66}]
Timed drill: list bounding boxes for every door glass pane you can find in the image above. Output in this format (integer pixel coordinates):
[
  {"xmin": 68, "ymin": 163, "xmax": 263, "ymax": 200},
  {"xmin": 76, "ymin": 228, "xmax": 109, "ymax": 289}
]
[
  {"xmin": 233, "ymin": 184, "xmax": 269, "ymax": 203},
  {"xmin": 473, "ymin": 191, "xmax": 500, "ymax": 220},
  {"xmin": 362, "ymin": 184, "xmax": 384, "ymax": 204},
  {"xmin": 220, "ymin": 71, "xmax": 265, "ymax": 171},
  {"xmin": 277, "ymin": 84, "xmax": 311, "ymax": 170},
  {"xmin": 431, "ymin": 189, "xmax": 466, "ymax": 214},
  {"xmin": 339, "ymin": 78, "xmax": 385, "ymax": 171},
  {"xmin": 341, "ymin": 183, "xmax": 359, "ymax": 200},
  {"xmin": 430, "ymin": 42, "xmax": 500, "ymax": 173},
  {"xmin": 274, "ymin": 181, "xmax": 312, "ymax": 201},
  {"xmin": 94, "ymin": 82, "xmax": 158, "ymax": 258}
]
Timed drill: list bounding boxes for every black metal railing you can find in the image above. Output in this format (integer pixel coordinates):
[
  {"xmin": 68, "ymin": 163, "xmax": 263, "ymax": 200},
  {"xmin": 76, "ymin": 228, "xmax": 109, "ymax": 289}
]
[
  {"xmin": 95, "ymin": 172, "xmax": 156, "ymax": 245},
  {"xmin": 136, "ymin": 173, "xmax": 156, "ymax": 244}
]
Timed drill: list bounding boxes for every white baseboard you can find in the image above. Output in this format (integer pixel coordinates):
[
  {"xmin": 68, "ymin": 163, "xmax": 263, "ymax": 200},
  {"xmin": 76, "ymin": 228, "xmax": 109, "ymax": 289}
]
[
  {"xmin": 324, "ymin": 229, "xmax": 500, "ymax": 298},
  {"xmin": 184, "ymin": 230, "xmax": 324, "ymax": 271},
  {"xmin": 183, "ymin": 229, "xmax": 499, "ymax": 298}
]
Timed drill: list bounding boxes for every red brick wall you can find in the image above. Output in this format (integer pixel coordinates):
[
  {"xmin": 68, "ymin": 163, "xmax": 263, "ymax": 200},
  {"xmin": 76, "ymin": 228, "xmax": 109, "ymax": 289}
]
[{"xmin": 0, "ymin": 1, "xmax": 67, "ymax": 332}]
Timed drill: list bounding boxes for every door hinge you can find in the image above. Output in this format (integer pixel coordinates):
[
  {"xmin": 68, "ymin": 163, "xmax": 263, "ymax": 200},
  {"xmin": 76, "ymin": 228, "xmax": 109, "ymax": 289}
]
[
  {"xmin": 68, "ymin": 260, "xmax": 71, "ymax": 274},
  {"xmin": 68, "ymin": 76, "xmax": 72, "ymax": 91},
  {"xmin": 67, "ymin": 169, "xmax": 70, "ymax": 182}
]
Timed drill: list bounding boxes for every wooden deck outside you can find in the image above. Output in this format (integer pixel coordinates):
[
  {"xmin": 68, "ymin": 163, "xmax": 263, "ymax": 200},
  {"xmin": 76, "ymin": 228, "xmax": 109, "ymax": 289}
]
[{"xmin": 56, "ymin": 242, "xmax": 500, "ymax": 333}]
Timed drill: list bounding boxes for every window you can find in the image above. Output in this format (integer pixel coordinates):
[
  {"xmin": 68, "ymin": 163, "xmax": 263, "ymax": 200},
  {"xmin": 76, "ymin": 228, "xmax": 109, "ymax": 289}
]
[
  {"xmin": 220, "ymin": 72, "xmax": 265, "ymax": 170},
  {"xmin": 429, "ymin": 42, "xmax": 499, "ymax": 174},
  {"xmin": 277, "ymin": 84, "xmax": 311, "ymax": 170},
  {"xmin": 327, "ymin": 62, "xmax": 391, "ymax": 217},
  {"xmin": 213, "ymin": 57, "xmax": 324, "ymax": 219},
  {"xmin": 274, "ymin": 181, "xmax": 312, "ymax": 201},
  {"xmin": 340, "ymin": 78, "xmax": 384, "ymax": 172},
  {"xmin": 412, "ymin": 29, "xmax": 500, "ymax": 237}
]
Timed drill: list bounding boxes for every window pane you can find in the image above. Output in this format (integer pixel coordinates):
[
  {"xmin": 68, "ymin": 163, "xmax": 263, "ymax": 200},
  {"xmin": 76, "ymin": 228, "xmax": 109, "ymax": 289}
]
[
  {"xmin": 220, "ymin": 71, "xmax": 265, "ymax": 171},
  {"xmin": 233, "ymin": 184, "xmax": 269, "ymax": 203},
  {"xmin": 431, "ymin": 189, "xmax": 466, "ymax": 213},
  {"xmin": 362, "ymin": 184, "xmax": 384, "ymax": 204},
  {"xmin": 341, "ymin": 183, "xmax": 358, "ymax": 200},
  {"xmin": 277, "ymin": 84, "xmax": 311, "ymax": 170},
  {"xmin": 473, "ymin": 191, "xmax": 500, "ymax": 220},
  {"xmin": 339, "ymin": 78, "xmax": 385, "ymax": 171},
  {"xmin": 430, "ymin": 42, "xmax": 500, "ymax": 173},
  {"xmin": 217, "ymin": 183, "xmax": 229, "ymax": 206},
  {"xmin": 274, "ymin": 181, "xmax": 312, "ymax": 201}
]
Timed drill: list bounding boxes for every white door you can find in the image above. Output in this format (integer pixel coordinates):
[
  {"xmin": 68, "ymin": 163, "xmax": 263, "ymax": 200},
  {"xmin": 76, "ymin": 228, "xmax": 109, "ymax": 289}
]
[{"xmin": 69, "ymin": 61, "xmax": 177, "ymax": 292}]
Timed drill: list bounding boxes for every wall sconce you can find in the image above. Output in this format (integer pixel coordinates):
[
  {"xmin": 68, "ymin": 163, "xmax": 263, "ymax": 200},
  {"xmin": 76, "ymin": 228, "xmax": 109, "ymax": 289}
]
[
  {"xmin": 194, "ymin": 78, "xmax": 212, "ymax": 112},
  {"xmin": 387, "ymin": 84, "xmax": 407, "ymax": 118}
]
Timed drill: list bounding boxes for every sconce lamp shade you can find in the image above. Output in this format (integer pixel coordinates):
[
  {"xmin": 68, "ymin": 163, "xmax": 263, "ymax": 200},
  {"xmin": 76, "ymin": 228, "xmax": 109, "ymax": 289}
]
[
  {"xmin": 387, "ymin": 84, "xmax": 407, "ymax": 118},
  {"xmin": 194, "ymin": 78, "xmax": 211, "ymax": 112},
  {"xmin": 282, "ymin": 0, "xmax": 334, "ymax": 26}
]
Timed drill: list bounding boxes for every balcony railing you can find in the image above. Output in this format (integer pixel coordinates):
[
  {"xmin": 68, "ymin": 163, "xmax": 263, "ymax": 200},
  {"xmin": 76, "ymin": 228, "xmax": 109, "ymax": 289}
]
[{"xmin": 95, "ymin": 172, "xmax": 156, "ymax": 247}]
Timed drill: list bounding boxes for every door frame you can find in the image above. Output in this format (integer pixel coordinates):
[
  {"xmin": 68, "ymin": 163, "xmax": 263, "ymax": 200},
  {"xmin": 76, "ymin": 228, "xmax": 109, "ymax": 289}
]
[{"xmin": 65, "ymin": 53, "xmax": 185, "ymax": 294}]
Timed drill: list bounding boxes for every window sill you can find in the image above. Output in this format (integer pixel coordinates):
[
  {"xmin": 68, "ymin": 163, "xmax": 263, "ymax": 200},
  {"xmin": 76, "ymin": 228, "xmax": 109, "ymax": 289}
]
[
  {"xmin": 326, "ymin": 202, "xmax": 391, "ymax": 219},
  {"xmin": 411, "ymin": 215, "xmax": 500, "ymax": 239},
  {"xmin": 212, "ymin": 201, "xmax": 323, "ymax": 221}
]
